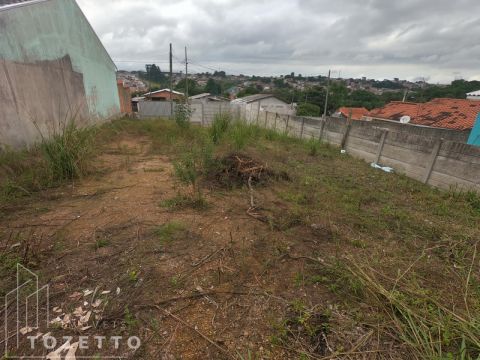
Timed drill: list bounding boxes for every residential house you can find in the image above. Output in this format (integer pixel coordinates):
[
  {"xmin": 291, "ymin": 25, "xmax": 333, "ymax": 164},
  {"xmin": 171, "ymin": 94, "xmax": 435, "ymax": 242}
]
[
  {"xmin": 143, "ymin": 89, "xmax": 184, "ymax": 102},
  {"xmin": 367, "ymin": 98, "xmax": 480, "ymax": 131},
  {"xmin": 0, "ymin": 0, "xmax": 120, "ymax": 149},
  {"xmin": 231, "ymin": 94, "xmax": 295, "ymax": 115},
  {"xmin": 467, "ymin": 90, "xmax": 480, "ymax": 101},
  {"xmin": 334, "ymin": 107, "xmax": 369, "ymax": 121}
]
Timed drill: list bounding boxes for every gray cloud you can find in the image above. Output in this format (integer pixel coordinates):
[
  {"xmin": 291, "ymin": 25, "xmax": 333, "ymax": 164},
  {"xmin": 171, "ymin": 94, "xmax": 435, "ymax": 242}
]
[{"xmin": 77, "ymin": 0, "xmax": 480, "ymax": 83}]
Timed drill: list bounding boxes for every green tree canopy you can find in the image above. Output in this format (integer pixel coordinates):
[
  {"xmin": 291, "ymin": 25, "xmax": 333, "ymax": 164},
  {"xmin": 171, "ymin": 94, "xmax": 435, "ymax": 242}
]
[
  {"xmin": 145, "ymin": 64, "xmax": 166, "ymax": 84},
  {"xmin": 205, "ymin": 79, "xmax": 222, "ymax": 95},
  {"xmin": 297, "ymin": 103, "xmax": 321, "ymax": 116},
  {"xmin": 175, "ymin": 79, "xmax": 202, "ymax": 96}
]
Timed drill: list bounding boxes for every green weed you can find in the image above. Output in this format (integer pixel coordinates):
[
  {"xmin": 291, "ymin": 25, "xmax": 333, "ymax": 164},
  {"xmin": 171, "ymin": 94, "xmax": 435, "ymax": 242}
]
[
  {"xmin": 124, "ymin": 306, "xmax": 138, "ymax": 330},
  {"xmin": 306, "ymin": 137, "xmax": 321, "ymax": 156},
  {"xmin": 154, "ymin": 221, "xmax": 186, "ymax": 244},
  {"xmin": 94, "ymin": 238, "xmax": 110, "ymax": 250}
]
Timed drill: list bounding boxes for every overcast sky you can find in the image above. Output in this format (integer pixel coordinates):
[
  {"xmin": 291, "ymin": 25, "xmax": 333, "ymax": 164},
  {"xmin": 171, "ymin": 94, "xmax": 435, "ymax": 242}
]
[{"xmin": 77, "ymin": 0, "xmax": 480, "ymax": 83}]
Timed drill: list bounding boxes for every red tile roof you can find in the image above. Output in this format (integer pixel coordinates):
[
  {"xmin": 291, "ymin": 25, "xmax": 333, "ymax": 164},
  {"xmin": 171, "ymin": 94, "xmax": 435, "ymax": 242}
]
[
  {"xmin": 368, "ymin": 99, "xmax": 480, "ymax": 131},
  {"xmin": 337, "ymin": 107, "xmax": 369, "ymax": 121}
]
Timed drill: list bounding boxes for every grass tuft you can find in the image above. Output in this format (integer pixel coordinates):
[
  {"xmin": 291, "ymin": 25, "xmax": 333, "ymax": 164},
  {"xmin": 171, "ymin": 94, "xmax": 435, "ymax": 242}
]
[
  {"xmin": 40, "ymin": 121, "xmax": 96, "ymax": 181},
  {"xmin": 154, "ymin": 221, "xmax": 187, "ymax": 244}
]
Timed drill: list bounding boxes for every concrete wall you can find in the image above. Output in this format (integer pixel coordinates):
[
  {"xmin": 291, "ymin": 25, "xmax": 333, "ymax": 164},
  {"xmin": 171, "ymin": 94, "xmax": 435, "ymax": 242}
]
[
  {"xmin": 253, "ymin": 112, "xmax": 480, "ymax": 191},
  {"xmin": 0, "ymin": 0, "xmax": 120, "ymax": 148},
  {"xmin": 366, "ymin": 118, "xmax": 470, "ymax": 143},
  {"xmin": 137, "ymin": 101, "xmax": 175, "ymax": 119},
  {"xmin": 137, "ymin": 101, "xmax": 243, "ymax": 125},
  {"xmin": 0, "ymin": 56, "xmax": 90, "ymax": 148}
]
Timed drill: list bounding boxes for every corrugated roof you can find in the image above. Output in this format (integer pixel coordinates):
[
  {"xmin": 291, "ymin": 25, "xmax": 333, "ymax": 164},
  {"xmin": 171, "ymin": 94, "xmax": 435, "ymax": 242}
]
[
  {"xmin": 143, "ymin": 89, "xmax": 184, "ymax": 96},
  {"xmin": 189, "ymin": 93, "xmax": 211, "ymax": 100},
  {"xmin": 368, "ymin": 99, "xmax": 480, "ymax": 130},
  {"xmin": 231, "ymin": 93, "xmax": 284, "ymax": 104}
]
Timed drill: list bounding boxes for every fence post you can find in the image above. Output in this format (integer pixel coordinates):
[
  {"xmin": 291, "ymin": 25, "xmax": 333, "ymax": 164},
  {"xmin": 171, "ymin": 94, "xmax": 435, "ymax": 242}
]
[
  {"xmin": 201, "ymin": 103, "xmax": 205, "ymax": 126},
  {"xmin": 264, "ymin": 111, "xmax": 268, "ymax": 128},
  {"xmin": 286, "ymin": 115, "xmax": 290, "ymax": 134},
  {"xmin": 374, "ymin": 130, "xmax": 388, "ymax": 164},
  {"xmin": 256, "ymin": 103, "xmax": 261, "ymax": 125},
  {"xmin": 318, "ymin": 118, "xmax": 326, "ymax": 141},
  {"xmin": 300, "ymin": 117, "xmax": 305, "ymax": 138},
  {"xmin": 423, "ymin": 139, "xmax": 443, "ymax": 184},
  {"xmin": 341, "ymin": 115, "xmax": 353, "ymax": 149},
  {"xmin": 274, "ymin": 113, "xmax": 278, "ymax": 131}
]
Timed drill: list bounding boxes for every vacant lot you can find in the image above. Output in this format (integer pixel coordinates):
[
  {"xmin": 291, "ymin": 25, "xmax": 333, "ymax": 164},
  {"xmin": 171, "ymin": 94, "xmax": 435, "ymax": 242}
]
[{"xmin": 1, "ymin": 117, "xmax": 479, "ymax": 359}]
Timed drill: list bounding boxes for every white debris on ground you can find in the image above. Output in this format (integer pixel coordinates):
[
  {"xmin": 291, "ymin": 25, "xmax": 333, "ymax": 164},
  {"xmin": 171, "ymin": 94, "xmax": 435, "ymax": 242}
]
[
  {"xmin": 370, "ymin": 162, "xmax": 394, "ymax": 173},
  {"xmin": 42, "ymin": 287, "xmax": 119, "ymax": 358},
  {"xmin": 49, "ymin": 288, "xmax": 115, "ymax": 330}
]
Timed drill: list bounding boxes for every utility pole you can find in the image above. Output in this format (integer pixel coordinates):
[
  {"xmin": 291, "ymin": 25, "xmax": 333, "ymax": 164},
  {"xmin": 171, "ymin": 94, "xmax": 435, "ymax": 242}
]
[
  {"xmin": 185, "ymin": 46, "xmax": 189, "ymax": 102},
  {"xmin": 169, "ymin": 43, "xmax": 173, "ymax": 117},
  {"xmin": 323, "ymin": 70, "xmax": 331, "ymax": 119}
]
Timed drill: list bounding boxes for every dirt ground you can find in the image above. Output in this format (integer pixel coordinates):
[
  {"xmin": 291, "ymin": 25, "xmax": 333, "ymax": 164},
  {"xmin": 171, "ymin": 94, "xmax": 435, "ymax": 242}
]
[{"xmin": 1, "ymin": 127, "xmax": 478, "ymax": 360}]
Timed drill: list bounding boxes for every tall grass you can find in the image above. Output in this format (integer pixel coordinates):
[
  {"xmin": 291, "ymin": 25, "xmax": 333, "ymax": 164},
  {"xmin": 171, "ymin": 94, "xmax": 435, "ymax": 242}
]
[
  {"xmin": 0, "ymin": 120, "xmax": 96, "ymax": 206},
  {"xmin": 40, "ymin": 121, "xmax": 96, "ymax": 181},
  {"xmin": 210, "ymin": 112, "xmax": 232, "ymax": 144},
  {"xmin": 227, "ymin": 121, "xmax": 262, "ymax": 150},
  {"xmin": 348, "ymin": 260, "xmax": 480, "ymax": 359}
]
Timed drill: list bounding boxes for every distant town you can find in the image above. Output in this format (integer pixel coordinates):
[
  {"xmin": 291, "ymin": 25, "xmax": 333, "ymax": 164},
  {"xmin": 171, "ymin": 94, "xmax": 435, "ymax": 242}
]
[{"xmin": 117, "ymin": 66, "xmax": 480, "ymax": 110}]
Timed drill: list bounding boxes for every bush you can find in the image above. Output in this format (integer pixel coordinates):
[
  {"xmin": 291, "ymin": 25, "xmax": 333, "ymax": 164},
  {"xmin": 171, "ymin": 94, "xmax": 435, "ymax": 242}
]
[
  {"xmin": 306, "ymin": 138, "xmax": 320, "ymax": 156},
  {"xmin": 297, "ymin": 103, "xmax": 321, "ymax": 117},
  {"xmin": 174, "ymin": 104, "xmax": 192, "ymax": 129},
  {"xmin": 173, "ymin": 139, "xmax": 214, "ymax": 199}
]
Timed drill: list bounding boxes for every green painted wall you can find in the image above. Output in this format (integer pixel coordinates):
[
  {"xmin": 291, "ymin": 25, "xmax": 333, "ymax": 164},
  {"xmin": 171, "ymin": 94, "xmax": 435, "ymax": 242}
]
[{"xmin": 0, "ymin": 0, "xmax": 120, "ymax": 118}]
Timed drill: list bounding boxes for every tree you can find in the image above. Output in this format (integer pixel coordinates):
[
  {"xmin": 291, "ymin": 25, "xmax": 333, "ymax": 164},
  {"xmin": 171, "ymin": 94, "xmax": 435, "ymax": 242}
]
[
  {"xmin": 205, "ymin": 79, "xmax": 222, "ymax": 95},
  {"xmin": 237, "ymin": 86, "xmax": 260, "ymax": 98},
  {"xmin": 175, "ymin": 79, "xmax": 202, "ymax": 96},
  {"xmin": 145, "ymin": 64, "xmax": 166, "ymax": 84},
  {"xmin": 213, "ymin": 71, "xmax": 226, "ymax": 78},
  {"xmin": 297, "ymin": 103, "xmax": 321, "ymax": 116},
  {"xmin": 273, "ymin": 78, "xmax": 288, "ymax": 88}
]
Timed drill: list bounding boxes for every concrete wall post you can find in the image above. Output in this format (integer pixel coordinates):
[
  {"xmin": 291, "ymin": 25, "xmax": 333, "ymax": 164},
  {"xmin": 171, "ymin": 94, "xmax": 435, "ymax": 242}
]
[
  {"xmin": 423, "ymin": 139, "xmax": 443, "ymax": 184},
  {"xmin": 375, "ymin": 130, "xmax": 389, "ymax": 164}
]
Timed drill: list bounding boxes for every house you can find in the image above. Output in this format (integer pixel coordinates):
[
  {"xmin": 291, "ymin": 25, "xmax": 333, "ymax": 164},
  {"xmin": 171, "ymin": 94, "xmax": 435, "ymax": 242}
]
[
  {"xmin": 231, "ymin": 94, "xmax": 295, "ymax": 115},
  {"xmin": 467, "ymin": 90, "xmax": 480, "ymax": 101},
  {"xmin": 334, "ymin": 107, "xmax": 369, "ymax": 121},
  {"xmin": 189, "ymin": 93, "xmax": 229, "ymax": 104},
  {"xmin": 143, "ymin": 89, "xmax": 184, "ymax": 102},
  {"xmin": 0, "ymin": 0, "xmax": 120, "ymax": 148},
  {"xmin": 367, "ymin": 98, "xmax": 480, "ymax": 131}
]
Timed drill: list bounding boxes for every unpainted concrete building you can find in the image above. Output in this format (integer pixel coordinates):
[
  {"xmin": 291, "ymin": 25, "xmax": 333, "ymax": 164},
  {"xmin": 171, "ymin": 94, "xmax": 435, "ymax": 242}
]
[{"xmin": 0, "ymin": 0, "xmax": 120, "ymax": 148}]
